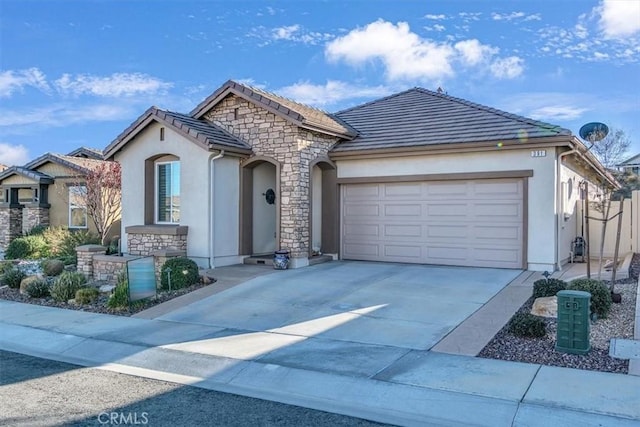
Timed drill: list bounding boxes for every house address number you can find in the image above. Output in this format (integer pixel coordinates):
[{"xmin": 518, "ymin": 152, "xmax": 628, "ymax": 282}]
[{"xmin": 531, "ymin": 150, "xmax": 547, "ymax": 157}]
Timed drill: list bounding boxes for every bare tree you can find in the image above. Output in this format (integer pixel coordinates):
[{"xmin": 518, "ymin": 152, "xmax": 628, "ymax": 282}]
[
  {"xmin": 589, "ymin": 128, "xmax": 631, "ymax": 169},
  {"xmin": 81, "ymin": 161, "xmax": 122, "ymax": 246}
]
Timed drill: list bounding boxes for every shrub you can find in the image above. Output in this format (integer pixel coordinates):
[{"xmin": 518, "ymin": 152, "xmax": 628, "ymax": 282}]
[
  {"xmin": 20, "ymin": 276, "xmax": 42, "ymax": 294},
  {"xmin": 1, "ymin": 268, "xmax": 26, "ymax": 289},
  {"xmin": 50, "ymin": 271, "xmax": 87, "ymax": 302},
  {"xmin": 567, "ymin": 278, "xmax": 612, "ymax": 319},
  {"xmin": 508, "ymin": 312, "xmax": 547, "ymax": 338},
  {"xmin": 107, "ymin": 271, "xmax": 129, "ymax": 309},
  {"xmin": 42, "ymin": 227, "xmax": 101, "ymax": 264},
  {"xmin": 0, "ymin": 261, "xmax": 14, "ymax": 275},
  {"xmin": 4, "ymin": 235, "xmax": 51, "ymax": 260},
  {"xmin": 24, "ymin": 278, "xmax": 50, "ymax": 298},
  {"xmin": 532, "ymin": 278, "xmax": 567, "ymax": 298},
  {"xmin": 75, "ymin": 287, "xmax": 100, "ymax": 304},
  {"xmin": 160, "ymin": 257, "xmax": 199, "ymax": 291},
  {"xmin": 25, "ymin": 225, "xmax": 48, "ymax": 236},
  {"xmin": 41, "ymin": 259, "xmax": 65, "ymax": 276}
]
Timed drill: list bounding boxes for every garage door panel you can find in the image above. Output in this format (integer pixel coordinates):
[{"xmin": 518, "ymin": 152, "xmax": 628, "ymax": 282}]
[
  {"xmin": 345, "ymin": 204, "xmax": 380, "ymax": 217},
  {"xmin": 344, "ymin": 223, "xmax": 380, "ymax": 237},
  {"xmin": 384, "ymin": 224, "xmax": 423, "ymax": 237},
  {"xmin": 342, "ymin": 178, "xmax": 524, "ymax": 269},
  {"xmin": 384, "ymin": 204, "xmax": 421, "ymax": 216},
  {"xmin": 384, "ymin": 183, "xmax": 421, "ymax": 197}
]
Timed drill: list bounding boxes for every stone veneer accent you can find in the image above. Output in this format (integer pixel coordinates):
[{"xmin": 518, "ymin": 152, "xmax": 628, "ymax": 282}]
[
  {"xmin": 76, "ymin": 244, "xmax": 107, "ymax": 279},
  {"xmin": 204, "ymin": 95, "xmax": 339, "ymax": 259},
  {"xmin": 126, "ymin": 225, "xmax": 188, "ymax": 256},
  {"xmin": 92, "ymin": 254, "xmax": 139, "ymax": 283},
  {"xmin": 0, "ymin": 207, "xmax": 24, "ymax": 249},
  {"xmin": 23, "ymin": 205, "xmax": 50, "ymax": 234}
]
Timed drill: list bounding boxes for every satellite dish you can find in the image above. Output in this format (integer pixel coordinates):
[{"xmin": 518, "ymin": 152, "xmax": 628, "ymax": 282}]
[{"xmin": 579, "ymin": 122, "xmax": 608, "ymax": 142}]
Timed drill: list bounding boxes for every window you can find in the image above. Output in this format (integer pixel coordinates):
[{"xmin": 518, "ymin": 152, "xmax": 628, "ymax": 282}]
[
  {"xmin": 69, "ymin": 185, "xmax": 87, "ymax": 228},
  {"xmin": 156, "ymin": 161, "xmax": 180, "ymax": 223}
]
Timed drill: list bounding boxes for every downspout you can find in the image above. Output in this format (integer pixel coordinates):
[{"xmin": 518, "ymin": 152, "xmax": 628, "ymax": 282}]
[
  {"xmin": 208, "ymin": 149, "xmax": 225, "ymax": 268},
  {"xmin": 556, "ymin": 147, "xmax": 577, "ymax": 271}
]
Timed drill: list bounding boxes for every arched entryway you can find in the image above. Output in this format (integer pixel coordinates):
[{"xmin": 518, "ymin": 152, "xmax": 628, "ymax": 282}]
[
  {"xmin": 309, "ymin": 158, "xmax": 338, "ymax": 257},
  {"xmin": 240, "ymin": 157, "xmax": 280, "ymax": 256}
]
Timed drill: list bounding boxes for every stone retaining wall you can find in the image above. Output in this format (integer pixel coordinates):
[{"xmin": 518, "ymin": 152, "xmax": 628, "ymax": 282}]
[{"xmin": 126, "ymin": 225, "xmax": 188, "ymax": 256}]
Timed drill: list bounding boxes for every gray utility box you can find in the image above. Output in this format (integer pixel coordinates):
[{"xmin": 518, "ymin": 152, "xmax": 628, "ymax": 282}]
[{"xmin": 556, "ymin": 290, "xmax": 591, "ymax": 355}]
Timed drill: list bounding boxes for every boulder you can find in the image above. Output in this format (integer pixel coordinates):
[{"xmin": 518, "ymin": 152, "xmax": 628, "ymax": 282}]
[
  {"xmin": 99, "ymin": 284, "xmax": 116, "ymax": 293},
  {"xmin": 531, "ymin": 296, "xmax": 557, "ymax": 318}
]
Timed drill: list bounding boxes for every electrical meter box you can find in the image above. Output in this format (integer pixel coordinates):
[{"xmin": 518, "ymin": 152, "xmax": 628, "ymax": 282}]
[{"xmin": 556, "ymin": 290, "xmax": 591, "ymax": 355}]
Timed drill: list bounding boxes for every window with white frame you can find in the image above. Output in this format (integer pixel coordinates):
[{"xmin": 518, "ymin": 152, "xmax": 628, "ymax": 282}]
[
  {"xmin": 156, "ymin": 161, "xmax": 180, "ymax": 223},
  {"xmin": 69, "ymin": 185, "xmax": 87, "ymax": 228}
]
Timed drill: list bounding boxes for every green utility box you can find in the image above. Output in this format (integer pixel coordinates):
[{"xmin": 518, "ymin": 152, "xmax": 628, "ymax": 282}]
[{"xmin": 556, "ymin": 290, "xmax": 591, "ymax": 355}]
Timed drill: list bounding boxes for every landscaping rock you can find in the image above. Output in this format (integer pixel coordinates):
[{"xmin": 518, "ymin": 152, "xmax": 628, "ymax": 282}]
[
  {"xmin": 531, "ymin": 296, "xmax": 557, "ymax": 318},
  {"xmin": 99, "ymin": 284, "xmax": 116, "ymax": 293}
]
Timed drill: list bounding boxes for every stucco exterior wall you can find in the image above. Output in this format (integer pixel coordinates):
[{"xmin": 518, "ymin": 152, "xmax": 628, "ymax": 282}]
[
  {"xmin": 335, "ymin": 148, "xmax": 557, "ymax": 271},
  {"xmin": 115, "ymin": 122, "xmax": 240, "ymax": 267}
]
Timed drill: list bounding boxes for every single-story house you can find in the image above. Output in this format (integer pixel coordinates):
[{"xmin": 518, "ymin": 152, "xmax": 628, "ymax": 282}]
[
  {"xmin": 104, "ymin": 80, "xmax": 617, "ymax": 272},
  {"xmin": 618, "ymin": 154, "xmax": 640, "ymax": 175},
  {"xmin": 0, "ymin": 148, "xmax": 120, "ymax": 247}
]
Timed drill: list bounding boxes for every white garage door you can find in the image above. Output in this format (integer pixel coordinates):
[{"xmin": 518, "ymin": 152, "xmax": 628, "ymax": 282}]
[{"xmin": 341, "ymin": 179, "xmax": 524, "ymax": 269}]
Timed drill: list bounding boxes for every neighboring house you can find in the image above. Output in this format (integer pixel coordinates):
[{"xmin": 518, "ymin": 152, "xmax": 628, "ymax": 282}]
[
  {"xmin": 104, "ymin": 80, "xmax": 617, "ymax": 272},
  {"xmin": 618, "ymin": 153, "xmax": 640, "ymax": 175},
  {"xmin": 0, "ymin": 164, "xmax": 7, "ymax": 173},
  {"xmin": 0, "ymin": 148, "xmax": 120, "ymax": 248}
]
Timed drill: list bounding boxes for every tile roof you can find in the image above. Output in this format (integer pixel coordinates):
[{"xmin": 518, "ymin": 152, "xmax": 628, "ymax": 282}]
[
  {"xmin": 66, "ymin": 147, "xmax": 104, "ymax": 160},
  {"xmin": 24, "ymin": 153, "xmax": 107, "ymax": 175},
  {"xmin": 190, "ymin": 80, "xmax": 357, "ymax": 138},
  {"xmin": 332, "ymin": 88, "xmax": 572, "ymax": 152},
  {"xmin": 104, "ymin": 107, "xmax": 251, "ymax": 158},
  {"xmin": 0, "ymin": 166, "xmax": 54, "ymax": 184}
]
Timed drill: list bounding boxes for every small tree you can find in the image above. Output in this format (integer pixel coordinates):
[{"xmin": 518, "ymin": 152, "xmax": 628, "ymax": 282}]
[
  {"xmin": 83, "ymin": 161, "xmax": 122, "ymax": 246},
  {"xmin": 589, "ymin": 128, "xmax": 631, "ymax": 169}
]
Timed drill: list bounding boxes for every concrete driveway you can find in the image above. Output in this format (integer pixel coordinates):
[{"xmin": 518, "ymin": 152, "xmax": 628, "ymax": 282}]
[{"xmin": 156, "ymin": 262, "xmax": 520, "ymax": 376}]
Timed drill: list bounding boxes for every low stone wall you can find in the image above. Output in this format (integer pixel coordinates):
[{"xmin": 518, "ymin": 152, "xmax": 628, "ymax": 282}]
[
  {"xmin": 92, "ymin": 254, "xmax": 140, "ymax": 283},
  {"xmin": 125, "ymin": 225, "xmax": 188, "ymax": 256}
]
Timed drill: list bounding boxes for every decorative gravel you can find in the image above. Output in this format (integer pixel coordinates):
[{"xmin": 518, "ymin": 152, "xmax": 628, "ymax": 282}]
[
  {"xmin": 478, "ymin": 253, "xmax": 639, "ymax": 374},
  {"xmin": 0, "ymin": 260, "xmax": 213, "ymax": 317}
]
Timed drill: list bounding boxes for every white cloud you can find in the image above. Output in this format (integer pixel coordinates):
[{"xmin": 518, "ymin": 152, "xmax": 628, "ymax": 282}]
[
  {"xmin": 454, "ymin": 39, "xmax": 498, "ymax": 66},
  {"xmin": 424, "ymin": 14, "xmax": 446, "ymax": 20},
  {"xmin": 326, "ymin": 20, "xmax": 522, "ymax": 82},
  {"xmin": 277, "ymin": 80, "xmax": 394, "ymax": 107},
  {"xmin": 325, "ymin": 20, "xmax": 456, "ymax": 81},
  {"xmin": 0, "ymin": 142, "xmax": 30, "ymax": 165},
  {"xmin": 0, "ymin": 68, "xmax": 50, "ymax": 97},
  {"xmin": 598, "ymin": 0, "xmax": 640, "ymax": 38},
  {"xmin": 0, "ymin": 103, "xmax": 135, "ymax": 129},
  {"xmin": 492, "ymin": 12, "xmax": 525, "ymax": 21},
  {"xmin": 272, "ymin": 24, "xmax": 301, "ymax": 40},
  {"xmin": 529, "ymin": 105, "xmax": 589, "ymax": 121},
  {"xmin": 251, "ymin": 24, "xmax": 334, "ymax": 45},
  {"xmin": 54, "ymin": 73, "xmax": 172, "ymax": 97},
  {"xmin": 490, "ymin": 56, "xmax": 524, "ymax": 79}
]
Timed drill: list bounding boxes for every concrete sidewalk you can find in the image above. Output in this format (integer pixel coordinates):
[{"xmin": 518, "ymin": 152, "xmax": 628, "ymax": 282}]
[{"xmin": 1, "ymin": 298, "xmax": 638, "ymax": 426}]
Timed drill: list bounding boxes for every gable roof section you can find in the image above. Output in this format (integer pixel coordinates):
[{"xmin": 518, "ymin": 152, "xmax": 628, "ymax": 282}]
[
  {"xmin": 332, "ymin": 88, "xmax": 572, "ymax": 153},
  {"xmin": 190, "ymin": 80, "xmax": 357, "ymax": 139},
  {"xmin": 67, "ymin": 147, "xmax": 104, "ymax": 160},
  {"xmin": 104, "ymin": 106, "xmax": 252, "ymax": 159},
  {"xmin": 24, "ymin": 153, "xmax": 105, "ymax": 176},
  {"xmin": 0, "ymin": 166, "xmax": 54, "ymax": 184},
  {"xmin": 618, "ymin": 153, "xmax": 640, "ymax": 166}
]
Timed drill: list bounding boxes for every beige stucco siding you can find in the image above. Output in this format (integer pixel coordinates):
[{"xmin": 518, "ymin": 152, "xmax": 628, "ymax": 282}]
[
  {"xmin": 115, "ymin": 121, "xmax": 240, "ymax": 266},
  {"xmin": 336, "ymin": 148, "xmax": 557, "ymax": 271}
]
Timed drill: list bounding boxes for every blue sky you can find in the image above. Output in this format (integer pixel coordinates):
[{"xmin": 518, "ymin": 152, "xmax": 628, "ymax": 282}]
[{"xmin": 1, "ymin": 0, "xmax": 639, "ymax": 166}]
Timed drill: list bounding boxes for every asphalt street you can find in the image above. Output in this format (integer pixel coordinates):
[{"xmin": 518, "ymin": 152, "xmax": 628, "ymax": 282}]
[{"xmin": 0, "ymin": 350, "xmax": 390, "ymax": 427}]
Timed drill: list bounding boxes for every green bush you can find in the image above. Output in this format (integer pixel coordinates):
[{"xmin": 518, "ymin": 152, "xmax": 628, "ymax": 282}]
[
  {"xmin": 25, "ymin": 225, "xmax": 48, "ymax": 236},
  {"xmin": 532, "ymin": 278, "xmax": 567, "ymax": 298},
  {"xmin": 42, "ymin": 227, "xmax": 101, "ymax": 264},
  {"xmin": 75, "ymin": 287, "xmax": 100, "ymax": 304},
  {"xmin": 50, "ymin": 271, "xmax": 87, "ymax": 302},
  {"xmin": 567, "ymin": 278, "xmax": 612, "ymax": 319},
  {"xmin": 24, "ymin": 278, "xmax": 50, "ymax": 298},
  {"xmin": 41, "ymin": 259, "xmax": 65, "ymax": 276},
  {"xmin": 508, "ymin": 312, "xmax": 546, "ymax": 338},
  {"xmin": 0, "ymin": 261, "xmax": 14, "ymax": 275},
  {"xmin": 5, "ymin": 235, "xmax": 51, "ymax": 260},
  {"xmin": 20, "ymin": 276, "xmax": 42, "ymax": 294},
  {"xmin": 1, "ymin": 268, "xmax": 26, "ymax": 289},
  {"xmin": 107, "ymin": 271, "xmax": 129, "ymax": 309},
  {"xmin": 160, "ymin": 257, "xmax": 199, "ymax": 291}
]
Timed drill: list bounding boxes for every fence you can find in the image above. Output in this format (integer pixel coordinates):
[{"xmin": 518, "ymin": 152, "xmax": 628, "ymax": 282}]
[{"xmin": 578, "ymin": 190, "xmax": 639, "ymax": 258}]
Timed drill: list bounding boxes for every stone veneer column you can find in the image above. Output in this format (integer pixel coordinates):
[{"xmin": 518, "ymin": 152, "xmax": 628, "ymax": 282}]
[
  {"xmin": 23, "ymin": 206, "xmax": 50, "ymax": 233},
  {"xmin": 76, "ymin": 244, "xmax": 107, "ymax": 280},
  {"xmin": 0, "ymin": 207, "xmax": 24, "ymax": 249}
]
